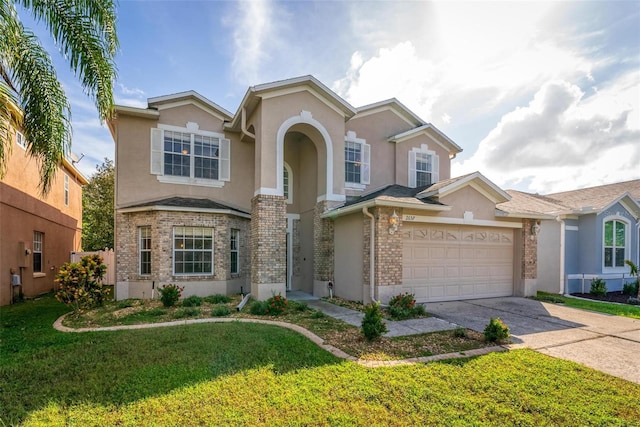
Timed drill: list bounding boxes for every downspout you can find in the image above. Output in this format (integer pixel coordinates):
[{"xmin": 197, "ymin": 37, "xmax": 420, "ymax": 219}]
[
  {"xmin": 241, "ymin": 107, "xmax": 255, "ymax": 140},
  {"xmin": 362, "ymin": 207, "xmax": 377, "ymax": 303},
  {"xmin": 557, "ymin": 216, "xmax": 566, "ymax": 295}
]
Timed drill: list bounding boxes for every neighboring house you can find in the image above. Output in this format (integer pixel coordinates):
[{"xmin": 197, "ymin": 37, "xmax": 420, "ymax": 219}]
[
  {"xmin": 109, "ymin": 75, "xmax": 542, "ymax": 303},
  {"xmin": 1, "ymin": 119, "xmax": 88, "ymax": 305},
  {"xmin": 499, "ymin": 180, "xmax": 640, "ymax": 294}
]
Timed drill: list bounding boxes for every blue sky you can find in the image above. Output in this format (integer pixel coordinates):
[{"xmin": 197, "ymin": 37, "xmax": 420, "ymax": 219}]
[{"xmin": 22, "ymin": 0, "xmax": 640, "ymax": 194}]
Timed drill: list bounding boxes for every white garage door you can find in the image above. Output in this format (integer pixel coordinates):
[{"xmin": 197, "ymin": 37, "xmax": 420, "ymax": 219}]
[{"xmin": 402, "ymin": 224, "xmax": 514, "ymax": 302}]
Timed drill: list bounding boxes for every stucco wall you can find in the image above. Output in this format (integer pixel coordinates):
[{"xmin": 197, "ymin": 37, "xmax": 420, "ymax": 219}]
[
  {"xmin": 537, "ymin": 220, "xmax": 562, "ymax": 293},
  {"xmin": 439, "ymin": 186, "xmax": 497, "ymax": 220},
  {"xmin": 333, "ymin": 212, "xmax": 364, "ymax": 302}
]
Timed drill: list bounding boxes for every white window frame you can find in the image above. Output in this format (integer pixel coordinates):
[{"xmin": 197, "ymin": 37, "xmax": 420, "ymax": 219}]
[
  {"xmin": 344, "ymin": 131, "xmax": 370, "ymax": 190},
  {"xmin": 408, "ymin": 144, "xmax": 439, "ymax": 188},
  {"xmin": 139, "ymin": 226, "xmax": 151, "ymax": 276},
  {"xmin": 16, "ymin": 131, "xmax": 27, "ymax": 149},
  {"xmin": 151, "ymin": 124, "xmax": 230, "ymax": 188},
  {"xmin": 230, "ymin": 228, "xmax": 240, "ymax": 275},
  {"xmin": 283, "ymin": 162, "xmax": 293, "ymax": 204},
  {"xmin": 64, "ymin": 174, "xmax": 69, "ymax": 206},
  {"xmin": 603, "ymin": 216, "xmax": 630, "ymax": 272},
  {"xmin": 172, "ymin": 226, "xmax": 214, "ymax": 276},
  {"xmin": 33, "ymin": 231, "xmax": 43, "ymax": 273}
]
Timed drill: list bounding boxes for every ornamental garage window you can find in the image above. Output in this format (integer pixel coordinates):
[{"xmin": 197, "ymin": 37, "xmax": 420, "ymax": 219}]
[
  {"xmin": 173, "ymin": 226, "xmax": 213, "ymax": 275},
  {"xmin": 604, "ymin": 219, "xmax": 627, "ymax": 268}
]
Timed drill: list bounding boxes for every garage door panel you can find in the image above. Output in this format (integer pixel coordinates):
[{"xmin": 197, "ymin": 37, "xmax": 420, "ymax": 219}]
[{"xmin": 403, "ymin": 224, "xmax": 514, "ymax": 302}]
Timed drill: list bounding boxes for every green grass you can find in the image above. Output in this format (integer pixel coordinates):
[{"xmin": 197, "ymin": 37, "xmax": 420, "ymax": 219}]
[
  {"xmin": 534, "ymin": 292, "xmax": 640, "ymax": 319},
  {"xmin": 2, "ymin": 296, "xmax": 640, "ymax": 425}
]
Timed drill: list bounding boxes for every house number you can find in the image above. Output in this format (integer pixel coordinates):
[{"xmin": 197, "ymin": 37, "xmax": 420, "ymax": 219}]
[{"xmin": 404, "ymin": 215, "xmax": 416, "ymax": 221}]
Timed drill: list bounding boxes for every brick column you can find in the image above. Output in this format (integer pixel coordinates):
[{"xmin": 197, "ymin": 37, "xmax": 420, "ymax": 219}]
[
  {"xmin": 374, "ymin": 207, "xmax": 403, "ymax": 303},
  {"xmin": 517, "ymin": 218, "xmax": 538, "ymax": 296},
  {"xmin": 250, "ymin": 195, "xmax": 286, "ymax": 300},
  {"xmin": 312, "ymin": 200, "xmax": 335, "ymax": 296}
]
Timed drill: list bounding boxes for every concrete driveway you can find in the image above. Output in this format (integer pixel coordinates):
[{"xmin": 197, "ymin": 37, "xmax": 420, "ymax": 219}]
[{"xmin": 424, "ymin": 297, "xmax": 640, "ymax": 384}]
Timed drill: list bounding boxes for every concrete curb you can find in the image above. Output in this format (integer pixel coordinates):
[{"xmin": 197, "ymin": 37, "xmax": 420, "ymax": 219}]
[{"xmin": 53, "ymin": 313, "xmax": 506, "ymax": 367}]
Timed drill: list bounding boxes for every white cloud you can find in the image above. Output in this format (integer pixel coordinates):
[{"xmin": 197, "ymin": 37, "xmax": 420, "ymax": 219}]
[
  {"xmin": 453, "ymin": 74, "xmax": 640, "ymax": 193},
  {"xmin": 118, "ymin": 84, "xmax": 145, "ymax": 97}
]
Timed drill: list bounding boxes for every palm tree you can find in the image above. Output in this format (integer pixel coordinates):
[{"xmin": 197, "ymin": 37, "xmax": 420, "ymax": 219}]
[{"xmin": 0, "ymin": 0, "xmax": 118, "ymax": 194}]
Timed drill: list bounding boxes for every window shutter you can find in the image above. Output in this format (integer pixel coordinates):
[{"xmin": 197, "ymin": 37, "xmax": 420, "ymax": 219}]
[
  {"xmin": 361, "ymin": 143, "xmax": 370, "ymax": 185},
  {"xmin": 150, "ymin": 128, "xmax": 163, "ymax": 175},
  {"xmin": 219, "ymin": 138, "xmax": 230, "ymax": 181},
  {"xmin": 432, "ymin": 154, "xmax": 439, "ymax": 183},
  {"xmin": 408, "ymin": 150, "xmax": 416, "ymax": 188}
]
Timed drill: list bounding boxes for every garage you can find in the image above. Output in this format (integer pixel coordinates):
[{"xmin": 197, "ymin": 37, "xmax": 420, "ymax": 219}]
[{"xmin": 402, "ymin": 223, "xmax": 514, "ymax": 302}]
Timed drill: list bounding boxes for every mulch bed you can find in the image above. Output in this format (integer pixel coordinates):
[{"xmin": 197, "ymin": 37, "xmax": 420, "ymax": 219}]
[{"xmin": 571, "ymin": 291, "xmax": 634, "ymax": 304}]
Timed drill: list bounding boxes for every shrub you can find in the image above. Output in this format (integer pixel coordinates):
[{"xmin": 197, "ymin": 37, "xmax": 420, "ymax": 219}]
[
  {"xmin": 115, "ymin": 299, "xmax": 135, "ymax": 309},
  {"xmin": 173, "ymin": 307, "xmax": 199, "ymax": 319},
  {"xmin": 266, "ymin": 293, "xmax": 288, "ymax": 315},
  {"xmin": 311, "ymin": 310, "xmax": 326, "ymax": 319},
  {"xmin": 627, "ymin": 297, "xmax": 640, "ymax": 306},
  {"xmin": 158, "ymin": 284, "xmax": 184, "ymax": 307},
  {"xmin": 204, "ymin": 294, "xmax": 232, "ymax": 304},
  {"xmin": 249, "ymin": 300, "xmax": 268, "ymax": 315},
  {"xmin": 388, "ymin": 292, "xmax": 425, "ymax": 320},
  {"xmin": 288, "ymin": 300, "xmax": 308, "ymax": 311},
  {"xmin": 453, "ymin": 327, "xmax": 468, "ymax": 338},
  {"xmin": 361, "ymin": 302, "xmax": 388, "ymax": 341},
  {"xmin": 182, "ymin": 295, "xmax": 203, "ymax": 307},
  {"xmin": 55, "ymin": 254, "xmax": 108, "ymax": 313},
  {"xmin": 622, "ymin": 280, "xmax": 639, "ymax": 296},
  {"xmin": 590, "ymin": 278, "xmax": 607, "ymax": 297},
  {"xmin": 211, "ymin": 304, "xmax": 231, "ymax": 317},
  {"xmin": 484, "ymin": 317, "xmax": 510, "ymax": 343}
]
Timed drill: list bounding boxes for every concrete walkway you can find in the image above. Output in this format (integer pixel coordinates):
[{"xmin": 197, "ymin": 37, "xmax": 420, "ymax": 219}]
[{"xmin": 424, "ymin": 297, "xmax": 640, "ymax": 384}]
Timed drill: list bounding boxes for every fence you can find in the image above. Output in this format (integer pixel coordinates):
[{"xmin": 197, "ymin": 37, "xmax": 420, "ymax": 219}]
[
  {"xmin": 565, "ymin": 273, "xmax": 636, "ymax": 294},
  {"xmin": 70, "ymin": 249, "xmax": 115, "ymax": 285}
]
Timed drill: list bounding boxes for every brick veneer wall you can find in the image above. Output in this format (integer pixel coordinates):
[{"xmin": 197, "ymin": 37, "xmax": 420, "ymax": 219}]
[
  {"xmin": 362, "ymin": 207, "xmax": 403, "ymax": 299},
  {"xmin": 250, "ymin": 195, "xmax": 286, "ymax": 286},
  {"xmin": 520, "ymin": 218, "xmax": 538, "ymax": 280},
  {"xmin": 115, "ymin": 210, "xmax": 250, "ymax": 284},
  {"xmin": 313, "ymin": 201, "xmax": 334, "ymax": 281}
]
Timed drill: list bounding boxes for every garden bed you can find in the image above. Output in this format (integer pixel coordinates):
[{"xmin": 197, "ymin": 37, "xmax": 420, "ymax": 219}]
[{"xmin": 571, "ymin": 291, "xmax": 637, "ymax": 305}]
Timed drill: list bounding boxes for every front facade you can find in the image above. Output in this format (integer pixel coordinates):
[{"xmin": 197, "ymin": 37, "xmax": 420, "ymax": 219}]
[
  {"xmin": 0, "ymin": 123, "xmax": 87, "ymax": 305},
  {"xmin": 110, "ymin": 76, "xmax": 539, "ymax": 303}
]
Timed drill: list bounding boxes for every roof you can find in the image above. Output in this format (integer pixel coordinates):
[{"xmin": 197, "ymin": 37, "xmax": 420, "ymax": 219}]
[
  {"xmin": 354, "ymin": 98, "xmax": 426, "ymax": 128},
  {"xmin": 388, "ymin": 123, "xmax": 463, "ymax": 155},
  {"xmin": 498, "ymin": 179, "xmax": 640, "ymax": 217},
  {"xmin": 417, "ymin": 171, "xmax": 510, "ymax": 204},
  {"xmin": 119, "ymin": 197, "xmax": 250, "ymax": 216}
]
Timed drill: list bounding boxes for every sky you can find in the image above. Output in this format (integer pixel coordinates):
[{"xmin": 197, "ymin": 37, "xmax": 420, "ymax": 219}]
[{"xmin": 20, "ymin": 0, "xmax": 640, "ymax": 194}]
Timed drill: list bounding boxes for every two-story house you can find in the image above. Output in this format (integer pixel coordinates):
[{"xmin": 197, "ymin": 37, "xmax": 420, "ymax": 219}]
[
  {"xmin": 1, "ymin": 113, "xmax": 87, "ymax": 305},
  {"xmin": 109, "ymin": 75, "xmax": 540, "ymax": 303}
]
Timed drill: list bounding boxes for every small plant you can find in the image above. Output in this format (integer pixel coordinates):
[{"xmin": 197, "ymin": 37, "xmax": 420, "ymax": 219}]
[
  {"xmin": 627, "ymin": 297, "xmax": 639, "ymax": 306},
  {"xmin": 173, "ymin": 307, "xmax": 199, "ymax": 319},
  {"xmin": 249, "ymin": 300, "xmax": 268, "ymax": 315},
  {"xmin": 211, "ymin": 304, "xmax": 231, "ymax": 317},
  {"xmin": 361, "ymin": 302, "xmax": 388, "ymax": 341},
  {"xmin": 590, "ymin": 278, "xmax": 607, "ymax": 297},
  {"xmin": 388, "ymin": 292, "xmax": 425, "ymax": 320},
  {"xmin": 158, "ymin": 284, "xmax": 184, "ymax": 307},
  {"xmin": 622, "ymin": 280, "xmax": 639, "ymax": 296},
  {"xmin": 115, "ymin": 299, "xmax": 135, "ymax": 309},
  {"xmin": 625, "ymin": 260, "xmax": 639, "ymax": 299},
  {"xmin": 288, "ymin": 300, "xmax": 308, "ymax": 311},
  {"xmin": 484, "ymin": 317, "xmax": 510, "ymax": 343},
  {"xmin": 311, "ymin": 310, "xmax": 326, "ymax": 319},
  {"xmin": 55, "ymin": 254, "xmax": 108, "ymax": 313},
  {"xmin": 147, "ymin": 307, "xmax": 166, "ymax": 316},
  {"xmin": 266, "ymin": 293, "xmax": 288, "ymax": 315},
  {"xmin": 204, "ymin": 294, "xmax": 232, "ymax": 304},
  {"xmin": 182, "ymin": 295, "xmax": 203, "ymax": 307},
  {"xmin": 453, "ymin": 326, "xmax": 468, "ymax": 338}
]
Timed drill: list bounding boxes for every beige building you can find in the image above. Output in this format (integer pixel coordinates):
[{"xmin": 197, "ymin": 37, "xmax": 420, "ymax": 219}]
[
  {"xmin": 1, "ymin": 122, "xmax": 87, "ymax": 305},
  {"xmin": 109, "ymin": 76, "xmax": 540, "ymax": 303}
]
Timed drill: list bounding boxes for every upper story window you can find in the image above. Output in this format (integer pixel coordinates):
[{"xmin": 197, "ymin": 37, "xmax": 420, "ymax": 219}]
[
  {"xmin": 604, "ymin": 218, "xmax": 628, "ymax": 269},
  {"xmin": 33, "ymin": 231, "xmax": 43, "ymax": 273},
  {"xmin": 173, "ymin": 226, "xmax": 213, "ymax": 275},
  {"xmin": 283, "ymin": 162, "xmax": 293, "ymax": 204},
  {"xmin": 409, "ymin": 145, "xmax": 439, "ymax": 188},
  {"xmin": 16, "ymin": 131, "xmax": 27, "ymax": 149},
  {"xmin": 150, "ymin": 123, "xmax": 230, "ymax": 187},
  {"xmin": 64, "ymin": 174, "xmax": 69, "ymax": 206},
  {"xmin": 344, "ymin": 132, "xmax": 370, "ymax": 189}
]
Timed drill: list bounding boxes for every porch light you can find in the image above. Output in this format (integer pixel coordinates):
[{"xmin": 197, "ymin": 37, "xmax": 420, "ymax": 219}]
[
  {"xmin": 388, "ymin": 210, "xmax": 399, "ymax": 235},
  {"xmin": 530, "ymin": 221, "xmax": 541, "ymax": 240}
]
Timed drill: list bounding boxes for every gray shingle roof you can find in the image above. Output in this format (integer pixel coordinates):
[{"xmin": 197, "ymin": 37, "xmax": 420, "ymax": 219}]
[{"xmin": 126, "ymin": 197, "xmax": 250, "ymax": 215}]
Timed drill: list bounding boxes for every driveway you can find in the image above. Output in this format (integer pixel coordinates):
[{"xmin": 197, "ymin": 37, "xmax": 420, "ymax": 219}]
[{"xmin": 423, "ymin": 297, "xmax": 640, "ymax": 384}]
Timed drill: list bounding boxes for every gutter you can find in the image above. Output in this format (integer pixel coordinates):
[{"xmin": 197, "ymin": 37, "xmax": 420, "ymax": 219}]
[
  {"xmin": 362, "ymin": 207, "xmax": 377, "ymax": 303},
  {"xmin": 241, "ymin": 107, "xmax": 255, "ymax": 140},
  {"xmin": 323, "ymin": 198, "xmax": 450, "ymax": 219}
]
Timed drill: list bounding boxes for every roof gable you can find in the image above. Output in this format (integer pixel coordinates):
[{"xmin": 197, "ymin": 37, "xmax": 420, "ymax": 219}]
[
  {"xmin": 388, "ymin": 123, "xmax": 463, "ymax": 157},
  {"xmin": 148, "ymin": 91, "xmax": 233, "ymax": 122},
  {"xmin": 417, "ymin": 172, "xmax": 510, "ymax": 204},
  {"xmin": 353, "ymin": 98, "xmax": 425, "ymax": 128}
]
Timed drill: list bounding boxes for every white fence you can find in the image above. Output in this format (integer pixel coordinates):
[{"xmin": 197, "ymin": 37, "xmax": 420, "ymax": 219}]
[
  {"xmin": 566, "ymin": 273, "xmax": 636, "ymax": 294},
  {"xmin": 70, "ymin": 249, "xmax": 115, "ymax": 285}
]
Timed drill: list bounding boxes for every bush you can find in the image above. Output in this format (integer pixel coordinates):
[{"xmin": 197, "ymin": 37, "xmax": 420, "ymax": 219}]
[
  {"xmin": 288, "ymin": 300, "xmax": 308, "ymax": 311},
  {"xmin": 158, "ymin": 284, "xmax": 184, "ymax": 307},
  {"xmin": 387, "ymin": 292, "xmax": 425, "ymax": 320},
  {"xmin": 173, "ymin": 307, "xmax": 199, "ymax": 319},
  {"xmin": 484, "ymin": 317, "xmax": 510, "ymax": 343},
  {"xmin": 627, "ymin": 297, "xmax": 640, "ymax": 306},
  {"xmin": 204, "ymin": 294, "xmax": 232, "ymax": 304},
  {"xmin": 55, "ymin": 254, "xmax": 108, "ymax": 313},
  {"xmin": 249, "ymin": 300, "xmax": 268, "ymax": 315},
  {"xmin": 266, "ymin": 294, "xmax": 288, "ymax": 315},
  {"xmin": 211, "ymin": 304, "xmax": 231, "ymax": 317},
  {"xmin": 590, "ymin": 278, "xmax": 607, "ymax": 297},
  {"xmin": 623, "ymin": 280, "xmax": 639, "ymax": 296},
  {"xmin": 361, "ymin": 302, "xmax": 388, "ymax": 341},
  {"xmin": 453, "ymin": 327, "xmax": 468, "ymax": 338},
  {"xmin": 182, "ymin": 295, "xmax": 203, "ymax": 307}
]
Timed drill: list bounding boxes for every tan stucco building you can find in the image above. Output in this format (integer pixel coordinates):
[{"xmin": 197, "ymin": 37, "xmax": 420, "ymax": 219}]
[
  {"xmin": 1, "ymin": 124, "xmax": 87, "ymax": 305},
  {"xmin": 109, "ymin": 76, "xmax": 540, "ymax": 303}
]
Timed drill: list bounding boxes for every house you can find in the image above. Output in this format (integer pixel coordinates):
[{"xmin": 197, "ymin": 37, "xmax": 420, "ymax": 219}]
[
  {"xmin": 499, "ymin": 180, "xmax": 640, "ymax": 294},
  {"xmin": 0, "ymin": 116, "xmax": 88, "ymax": 305},
  {"xmin": 108, "ymin": 75, "xmax": 542, "ymax": 303}
]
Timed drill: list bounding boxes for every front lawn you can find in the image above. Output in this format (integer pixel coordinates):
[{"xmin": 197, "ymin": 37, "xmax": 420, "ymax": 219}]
[
  {"xmin": 2, "ymin": 296, "xmax": 640, "ymax": 425},
  {"xmin": 534, "ymin": 292, "xmax": 640, "ymax": 319}
]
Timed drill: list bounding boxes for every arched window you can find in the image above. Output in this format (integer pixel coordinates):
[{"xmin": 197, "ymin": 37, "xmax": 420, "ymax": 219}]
[
  {"xmin": 283, "ymin": 162, "xmax": 293, "ymax": 204},
  {"xmin": 603, "ymin": 218, "xmax": 628, "ymax": 269}
]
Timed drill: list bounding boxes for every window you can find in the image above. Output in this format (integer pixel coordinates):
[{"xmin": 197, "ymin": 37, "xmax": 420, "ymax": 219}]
[
  {"xmin": 33, "ymin": 231, "xmax": 43, "ymax": 273},
  {"xmin": 604, "ymin": 219, "xmax": 627, "ymax": 268},
  {"xmin": 344, "ymin": 132, "xmax": 370, "ymax": 188},
  {"xmin": 409, "ymin": 145, "xmax": 439, "ymax": 188},
  {"xmin": 16, "ymin": 131, "xmax": 27, "ymax": 149},
  {"xmin": 173, "ymin": 226, "xmax": 213, "ymax": 275},
  {"xmin": 139, "ymin": 226, "xmax": 151, "ymax": 275},
  {"xmin": 230, "ymin": 228, "xmax": 239, "ymax": 274},
  {"xmin": 283, "ymin": 162, "xmax": 293, "ymax": 203},
  {"xmin": 64, "ymin": 174, "xmax": 69, "ymax": 206},
  {"xmin": 150, "ymin": 126, "xmax": 230, "ymax": 186}
]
